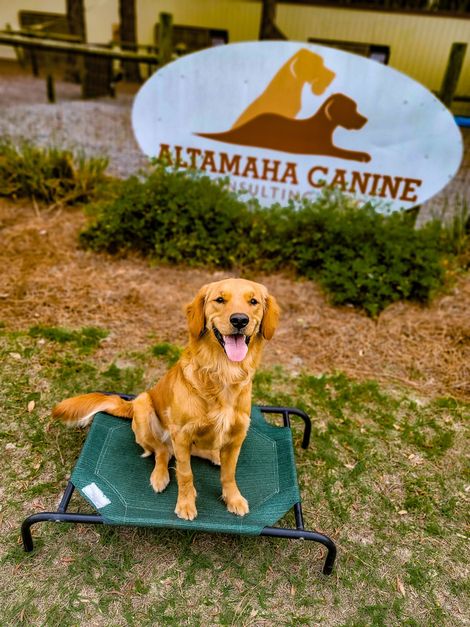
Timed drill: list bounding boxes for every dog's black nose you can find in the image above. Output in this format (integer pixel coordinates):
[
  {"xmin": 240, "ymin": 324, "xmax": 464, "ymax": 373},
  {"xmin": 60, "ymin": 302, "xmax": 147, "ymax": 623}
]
[{"xmin": 230, "ymin": 313, "xmax": 249, "ymax": 330}]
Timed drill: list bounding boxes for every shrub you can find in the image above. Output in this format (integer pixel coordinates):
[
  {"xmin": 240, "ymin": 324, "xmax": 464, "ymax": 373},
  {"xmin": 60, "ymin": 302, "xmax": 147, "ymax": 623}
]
[
  {"xmin": 80, "ymin": 165, "xmax": 450, "ymax": 315},
  {"xmin": 81, "ymin": 166, "xmax": 254, "ymax": 266},
  {"xmin": 0, "ymin": 139, "xmax": 109, "ymax": 205}
]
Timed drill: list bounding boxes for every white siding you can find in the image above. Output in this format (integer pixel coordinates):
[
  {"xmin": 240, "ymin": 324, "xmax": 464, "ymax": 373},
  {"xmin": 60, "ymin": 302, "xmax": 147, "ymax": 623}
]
[{"xmin": 276, "ymin": 4, "xmax": 470, "ymax": 93}]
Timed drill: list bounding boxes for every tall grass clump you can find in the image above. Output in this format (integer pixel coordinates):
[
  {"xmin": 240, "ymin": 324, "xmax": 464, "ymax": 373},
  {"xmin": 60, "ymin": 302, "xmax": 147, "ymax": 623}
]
[
  {"xmin": 434, "ymin": 198, "xmax": 470, "ymax": 262},
  {"xmin": 80, "ymin": 165, "xmax": 452, "ymax": 316},
  {"xmin": 0, "ymin": 139, "xmax": 109, "ymax": 205}
]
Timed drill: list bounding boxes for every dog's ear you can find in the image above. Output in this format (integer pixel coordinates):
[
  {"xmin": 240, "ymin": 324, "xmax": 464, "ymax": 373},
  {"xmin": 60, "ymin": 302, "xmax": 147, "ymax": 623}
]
[
  {"xmin": 261, "ymin": 294, "xmax": 280, "ymax": 340},
  {"xmin": 186, "ymin": 285, "xmax": 208, "ymax": 339},
  {"xmin": 324, "ymin": 97, "xmax": 335, "ymax": 121}
]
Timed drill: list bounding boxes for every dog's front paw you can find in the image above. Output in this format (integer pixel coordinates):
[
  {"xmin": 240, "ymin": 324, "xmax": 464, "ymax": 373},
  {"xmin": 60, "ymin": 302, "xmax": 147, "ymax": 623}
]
[
  {"xmin": 223, "ymin": 491, "xmax": 249, "ymax": 516},
  {"xmin": 175, "ymin": 499, "xmax": 198, "ymax": 521},
  {"xmin": 150, "ymin": 468, "xmax": 170, "ymax": 493}
]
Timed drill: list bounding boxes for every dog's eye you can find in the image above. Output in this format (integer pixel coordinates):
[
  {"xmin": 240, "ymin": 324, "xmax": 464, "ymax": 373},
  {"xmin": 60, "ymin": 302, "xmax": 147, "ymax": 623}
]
[
  {"xmin": 215, "ymin": 297, "xmax": 225, "ymax": 304},
  {"xmin": 250, "ymin": 298, "xmax": 259, "ymax": 305}
]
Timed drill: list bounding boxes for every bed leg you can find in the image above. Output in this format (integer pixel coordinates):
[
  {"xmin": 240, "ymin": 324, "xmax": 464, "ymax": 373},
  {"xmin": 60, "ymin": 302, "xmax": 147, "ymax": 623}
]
[
  {"xmin": 21, "ymin": 515, "xmax": 35, "ymax": 552},
  {"xmin": 21, "ymin": 512, "xmax": 104, "ymax": 552},
  {"xmin": 261, "ymin": 526, "xmax": 337, "ymax": 575}
]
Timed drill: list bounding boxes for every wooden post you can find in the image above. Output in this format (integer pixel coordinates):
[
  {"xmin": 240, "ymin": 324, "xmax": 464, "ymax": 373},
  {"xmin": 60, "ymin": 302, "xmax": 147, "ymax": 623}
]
[
  {"xmin": 46, "ymin": 74, "xmax": 56, "ymax": 103},
  {"xmin": 31, "ymin": 48, "xmax": 39, "ymax": 77},
  {"xmin": 119, "ymin": 0, "xmax": 141, "ymax": 82},
  {"xmin": 158, "ymin": 12, "xmax": 173, "ymax": 67},
  {"xmin": 66, "ymin": 0, "xmax": 86, "ymax": 82},
  {"xmin": 439, "ymin": 42, "xmax": 467, "ymax": 109},
  {"xmin": 42, "ymin": 42, "xmax": 56, "ymax": 103},
  {"xmin": 259, "ymin": 0, "xmax": 286, "ymax": 40}
]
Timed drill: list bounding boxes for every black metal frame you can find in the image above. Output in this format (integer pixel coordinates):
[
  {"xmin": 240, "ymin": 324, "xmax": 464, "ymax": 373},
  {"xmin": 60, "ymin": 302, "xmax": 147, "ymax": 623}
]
[{"xmin": 21, "ymin": 405, "xmax": 337, "ymax": 575}]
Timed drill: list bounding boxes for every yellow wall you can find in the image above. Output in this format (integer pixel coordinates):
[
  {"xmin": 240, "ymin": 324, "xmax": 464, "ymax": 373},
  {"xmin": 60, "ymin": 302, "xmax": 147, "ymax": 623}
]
[
  {"xmin": 0, "ymin": 0, "xmax": 468, "ymax": 97},
  {"xmin": 135, "ymin": 1, "xmax": 470, "ymax": 96},
  {"xmin": 136, "ymin": 0, "xmax": 261, "ymax": 46},
  {"xmin": 276, "ymin": 4, "xmax": 470, "ymax": 95},
  {"xmin": 0, "ymin": 0, "xmax": 66, "ymax": 59},
  {"xmin": 85, "ymin": 0, "xmax": 119, "ymax": 44}
]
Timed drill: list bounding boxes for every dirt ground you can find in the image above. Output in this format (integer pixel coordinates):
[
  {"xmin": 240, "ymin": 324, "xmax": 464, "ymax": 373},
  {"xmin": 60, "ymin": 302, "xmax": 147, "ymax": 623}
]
[{"xmin": 1, "ymin": 198, "xmax": 469, "ymax": 400}]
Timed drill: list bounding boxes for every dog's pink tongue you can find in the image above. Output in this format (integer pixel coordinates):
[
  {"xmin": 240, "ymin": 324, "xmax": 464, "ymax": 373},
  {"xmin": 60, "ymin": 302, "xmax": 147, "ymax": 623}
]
[{"xmin": 223, "ymin": 335, "xmax": 248, "ymax": 362}]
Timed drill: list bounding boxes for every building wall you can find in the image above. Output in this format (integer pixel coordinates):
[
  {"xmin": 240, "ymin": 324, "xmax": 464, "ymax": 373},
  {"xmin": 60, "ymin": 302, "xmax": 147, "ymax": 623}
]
[
  {"xmin": 85, "ymin": 0, "xmax": 119, "ymax": 44},
  {"xmin": 276, "ymin": 4, "xmax": 470, "ymax": 95},
  {"xmin": 0, "ymin": 0, "xmax": 66, "ymax": 59},
  {"xmin": 0, "ymin": 0, "xmax": 468, "ymax": 99},
  {"xmin": 136, "ymin": 0, "xmax": 261, "ymax": 46}
]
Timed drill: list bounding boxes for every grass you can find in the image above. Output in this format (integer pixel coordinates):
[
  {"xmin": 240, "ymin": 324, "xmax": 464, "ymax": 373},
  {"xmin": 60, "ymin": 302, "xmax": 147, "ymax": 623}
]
[
  {"xmin": 0, "ymin": 139, "xmax": 109, "ymax": 206},
  {"xmin": 0, "ymin": 326, "xmax": 468, "ymax": 625}
]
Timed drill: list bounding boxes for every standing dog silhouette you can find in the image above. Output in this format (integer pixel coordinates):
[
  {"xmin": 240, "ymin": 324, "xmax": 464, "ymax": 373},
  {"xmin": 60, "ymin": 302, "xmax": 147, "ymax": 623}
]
[
  {"xmin": 197, "ymin": 93, "xmax": 371, "ymax": 162},
  {"xmin": 232, "ymin": 49, "xmax": 336, "ymax": 128}
]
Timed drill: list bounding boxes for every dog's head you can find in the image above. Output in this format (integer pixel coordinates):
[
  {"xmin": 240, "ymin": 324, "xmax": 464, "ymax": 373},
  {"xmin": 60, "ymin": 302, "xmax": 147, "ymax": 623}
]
[
  {"xmin": 323, "ymin": 93, "xmax": 368, "ymax": 130},
  {"xmin": 291, "ymin": 49, "xmax": 336, "ymax": 96},
  {"xmin": 186, "ymin": 278, "xmax": 280, "ymax": 362}
]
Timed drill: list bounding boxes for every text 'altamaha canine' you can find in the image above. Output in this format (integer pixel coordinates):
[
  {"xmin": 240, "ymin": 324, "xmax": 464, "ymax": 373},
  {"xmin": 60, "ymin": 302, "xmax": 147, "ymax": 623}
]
[{"xmin": 157, "ymin": 144, "xmax": 423, "ymax": 203}]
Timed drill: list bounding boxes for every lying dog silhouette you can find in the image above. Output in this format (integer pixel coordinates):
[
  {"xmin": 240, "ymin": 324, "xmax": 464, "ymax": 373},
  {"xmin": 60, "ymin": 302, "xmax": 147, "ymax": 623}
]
[
  {"xmin": 197, "ymin": 93, "xmax": 371, "ymax": 162},
  {"xmin": 232, "ymin": 49, "xmax": 335, "ymax": 129}
]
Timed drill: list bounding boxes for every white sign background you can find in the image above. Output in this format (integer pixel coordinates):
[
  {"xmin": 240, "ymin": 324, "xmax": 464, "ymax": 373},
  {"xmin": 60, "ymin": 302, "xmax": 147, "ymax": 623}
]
[{"xmin": 132, "ymin": 41, "xmax": 463, "ymax": 211}]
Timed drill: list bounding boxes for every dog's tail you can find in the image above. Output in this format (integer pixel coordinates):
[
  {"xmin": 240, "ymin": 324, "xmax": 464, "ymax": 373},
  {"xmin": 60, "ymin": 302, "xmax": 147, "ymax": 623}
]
[{"xmin": 52, "ymin": 392, "xmax": 135, "ymax": 427}]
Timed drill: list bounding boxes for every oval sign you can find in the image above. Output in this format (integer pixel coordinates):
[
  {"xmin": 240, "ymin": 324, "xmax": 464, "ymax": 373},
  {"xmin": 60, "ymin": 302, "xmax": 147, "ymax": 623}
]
[{"xmin": 132, "ymin": 41, "xmax": 463, "ymax": 212}]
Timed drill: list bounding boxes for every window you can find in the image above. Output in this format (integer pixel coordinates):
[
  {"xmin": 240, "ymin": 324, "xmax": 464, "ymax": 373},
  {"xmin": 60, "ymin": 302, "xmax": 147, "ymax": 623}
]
[{"xmin": 309, "ymin": 37, "xmax": 390, "ymax": 64}]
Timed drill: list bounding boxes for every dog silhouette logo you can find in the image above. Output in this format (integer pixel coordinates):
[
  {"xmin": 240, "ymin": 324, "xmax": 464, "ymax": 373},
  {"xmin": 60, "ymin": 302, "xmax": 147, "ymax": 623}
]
[{"xmin": 196, "ymin": 49, "xmax": 371, "ymax": 163}]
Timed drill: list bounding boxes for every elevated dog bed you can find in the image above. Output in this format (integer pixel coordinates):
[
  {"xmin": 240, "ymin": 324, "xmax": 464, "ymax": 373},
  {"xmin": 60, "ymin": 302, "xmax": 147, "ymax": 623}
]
[{"xmin": 21, "ymin": 403, "xmax": 337, "ymax": 575}]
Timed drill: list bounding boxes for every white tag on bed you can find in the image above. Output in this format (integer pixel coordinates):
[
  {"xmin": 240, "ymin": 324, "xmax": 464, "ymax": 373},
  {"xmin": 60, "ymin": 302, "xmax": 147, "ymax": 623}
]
[{"xmin": 82, "ymin": 482, "xmax": 111, "ymax": 509}]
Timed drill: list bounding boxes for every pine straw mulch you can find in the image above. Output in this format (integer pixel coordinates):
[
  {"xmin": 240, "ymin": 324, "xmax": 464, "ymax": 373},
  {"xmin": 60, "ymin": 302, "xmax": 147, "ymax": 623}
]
[{"xmin": 1, "ymin": 199, "xmax": 469, "ymax": 401}]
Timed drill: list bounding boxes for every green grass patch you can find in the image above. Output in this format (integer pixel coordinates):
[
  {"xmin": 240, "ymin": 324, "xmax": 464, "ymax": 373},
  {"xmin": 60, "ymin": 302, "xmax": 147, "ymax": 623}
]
[
  {"xmin": 28, "ymin": 325, "xmax": 108, "ymax": 354},
  {"xmin": 152, "ymin": 341, "xmax": 183, "ymax": 367},
  {"xmin": 0, "ymin": 330, "xmax": 469, "ymax": 625}
]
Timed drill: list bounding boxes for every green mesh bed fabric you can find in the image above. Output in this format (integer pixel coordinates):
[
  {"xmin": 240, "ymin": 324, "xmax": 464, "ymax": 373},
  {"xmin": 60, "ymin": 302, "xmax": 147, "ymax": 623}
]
[{"xmin": 70, "ymin": 406, "xmax": 301, "ymax": 535}]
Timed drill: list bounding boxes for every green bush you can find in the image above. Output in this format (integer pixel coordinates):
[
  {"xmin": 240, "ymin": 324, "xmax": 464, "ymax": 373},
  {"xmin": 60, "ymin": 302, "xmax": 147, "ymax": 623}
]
[
  {"xmin": 0, "ymin": 139, "xmax": 109, "ymax": 205},
  {"xmin": 80, "ymin": 165, "xmax": 451, "ymax": 316},
  {"xmin": 81, "ymin": 167, "xmax": 253, "ymax": 266}
]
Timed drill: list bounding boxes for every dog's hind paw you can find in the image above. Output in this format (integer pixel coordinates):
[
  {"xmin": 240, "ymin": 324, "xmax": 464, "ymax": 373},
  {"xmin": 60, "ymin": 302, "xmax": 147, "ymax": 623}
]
[
  {"xmin": 191, "ymin": 446, "xmax": 221, "ymax": 465},
  {"xmin": 208, "ymin": 450, "xmax": 221, "ymax": 465}
]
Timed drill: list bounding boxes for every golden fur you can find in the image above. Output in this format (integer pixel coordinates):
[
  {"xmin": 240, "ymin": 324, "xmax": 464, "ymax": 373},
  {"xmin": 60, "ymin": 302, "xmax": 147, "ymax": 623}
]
[{"xmin": 53, "ymin": 278, "xmax": 280, "ymax": 521}]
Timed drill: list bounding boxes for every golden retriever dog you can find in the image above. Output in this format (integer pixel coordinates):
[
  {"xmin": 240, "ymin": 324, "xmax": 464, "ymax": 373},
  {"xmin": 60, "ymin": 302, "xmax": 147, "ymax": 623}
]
[
  {"xmin": 232, "ymin": 48, "xmax": 336, "ymax": 128},
  {"xmin": 53, "ymin": 278, "xmax": 280, "ymax": 521}
]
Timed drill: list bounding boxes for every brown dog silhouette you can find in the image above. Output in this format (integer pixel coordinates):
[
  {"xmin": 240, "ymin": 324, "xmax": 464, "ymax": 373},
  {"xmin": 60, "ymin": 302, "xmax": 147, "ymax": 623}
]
[
  {"xmin": 232, "ymin": 49, "xmax": 336, "ymax": 129},
  {"xmin": 197, "ymin": 93, "xmax": 371, "ymax": 162}
]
